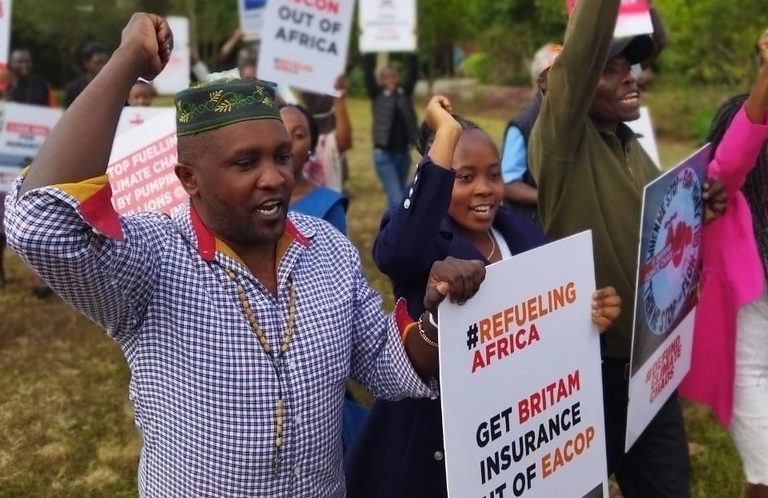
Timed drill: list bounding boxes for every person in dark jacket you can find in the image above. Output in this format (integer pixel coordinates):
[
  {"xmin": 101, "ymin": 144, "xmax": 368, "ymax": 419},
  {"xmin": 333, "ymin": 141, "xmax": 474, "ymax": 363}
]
[
  {"xmin": 345, "ymin": 94, "xmax": 621, "ymax": 498},
  {"xmin": 362, "ymin": 53, "xmax": 419, "ymax": 208},
  {"xmin": 7, "ymin": 48, "xmax": 54, "ymax": 106},
  {"xmin": 64, "ymin": 41, "xmax": 110, "ymax": 108},
  {"xmin": 500, "ymin": 43, "xmax": 561, "ymax": 224}
]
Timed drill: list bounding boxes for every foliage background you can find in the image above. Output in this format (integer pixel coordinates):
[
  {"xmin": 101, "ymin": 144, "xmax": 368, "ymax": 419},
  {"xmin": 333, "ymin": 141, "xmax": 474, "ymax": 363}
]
[{"xmin": 9, "ymin": 0, "xmax": 768, "ymax": 88}]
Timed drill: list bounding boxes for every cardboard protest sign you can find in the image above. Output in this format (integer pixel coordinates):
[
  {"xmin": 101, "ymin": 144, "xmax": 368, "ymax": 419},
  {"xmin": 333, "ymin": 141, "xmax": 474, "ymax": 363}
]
[
  {"xmin": 567, "ymin": 0, "xmax": 653, "ymax": 38},
  {"xmin": 627, "ymin": 106, "xmax": 661, "ymax": 169},
  {"xmin": 439, "ymin": 231, "xmax": 608, "ymax": 498},
  {"xmin": 257, "ymin": 0, "xmax": 354, "ymax": 96},
  {"xmin": 625, "ymin": 144, "xmax": 710, "ymax": 451},
  {"xmin": 239, "ymin": 0, "xmax": 268, "ymax": 40},
  {"xmin": 152, "ymin": 16, "xmax": 190, "ymax": 95},
  {"xmin": 358, "ymin": 0, "xmax": 417, "ymax": 53},
  {"xmin": 107, "ymin": 108, "xmax": 186, "ymax": 217},
  {"xmin": 0, "ymin": 102, "xmax": 62, "ymax": 192}
]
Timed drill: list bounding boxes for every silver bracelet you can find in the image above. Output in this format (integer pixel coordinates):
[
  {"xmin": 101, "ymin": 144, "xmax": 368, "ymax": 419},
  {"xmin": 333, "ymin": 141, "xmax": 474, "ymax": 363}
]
[{"xmin": 418, "ymin": 313, "xmax": 438, "ymax": 348}]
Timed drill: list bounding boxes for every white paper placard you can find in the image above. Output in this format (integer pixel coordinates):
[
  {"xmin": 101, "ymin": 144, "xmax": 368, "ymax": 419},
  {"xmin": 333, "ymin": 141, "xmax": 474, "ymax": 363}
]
[
  {"xmin": 257, "ymin": 0, "xmax": 354, "ymax": 96},
  {"xmin": 153, "ymin": 16, "xmax": 191, "ymax": 95},
  {"xmin": 358, "ymin": 0, "xmax": 417, "ymax": 53},
  {"xmin": 239, "ymin": 0, "xmax": 268, "ymax": 40},
  {"xmin": 439, "ymin": 231, "xmax": 608, "ymax": 498}
]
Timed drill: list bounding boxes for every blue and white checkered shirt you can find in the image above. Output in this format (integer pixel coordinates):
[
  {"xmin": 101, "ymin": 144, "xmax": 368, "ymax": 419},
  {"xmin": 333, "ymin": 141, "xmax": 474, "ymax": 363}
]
[{"xmin": 5, "ymin": 176, "xmax": 435, "ymax": 497}]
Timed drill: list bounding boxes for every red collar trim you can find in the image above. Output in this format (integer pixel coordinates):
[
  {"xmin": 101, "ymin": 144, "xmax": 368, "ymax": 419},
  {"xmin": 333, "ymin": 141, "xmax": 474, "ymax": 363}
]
[
  {"xmin": 190, "ymin": 204, "xmax": 217, "ymax": 262},
  {"xmin": 285, "ymin": 218, "xmax": 310, "ymax": 248},
  {"xmin": 190, "ymin": 205, "xmax": 310, "ymax": 262}
]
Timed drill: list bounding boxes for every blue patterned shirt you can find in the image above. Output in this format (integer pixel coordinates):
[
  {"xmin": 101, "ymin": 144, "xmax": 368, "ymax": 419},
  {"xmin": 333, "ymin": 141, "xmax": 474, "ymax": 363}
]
[{"xmin": 4, "ymin": 176, "xmax": 435, "ymax": 497}]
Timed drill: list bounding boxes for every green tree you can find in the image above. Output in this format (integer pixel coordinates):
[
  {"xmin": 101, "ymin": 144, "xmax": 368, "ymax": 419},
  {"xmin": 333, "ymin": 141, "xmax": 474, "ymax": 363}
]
[
  {"xmin": 11, "ymin": 0, "xmax": 134, "ymax": 86},
  {"xmin": 416, "ymin": 0, "xmax": 474, "ymax": 86},
  {"xmin": 469, "ymin": 0, "xmax": 566, "ymax": 85},
  {"xmin": 654, "ymin": 0, "xmax": 768, "ymax": 87}
]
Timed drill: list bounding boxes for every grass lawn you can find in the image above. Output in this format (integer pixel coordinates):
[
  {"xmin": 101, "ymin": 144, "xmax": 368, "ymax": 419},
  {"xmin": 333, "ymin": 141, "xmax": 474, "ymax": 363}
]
[{"xmin": 0, "ymin": 96, "xmax": 743, "ymax": 497}]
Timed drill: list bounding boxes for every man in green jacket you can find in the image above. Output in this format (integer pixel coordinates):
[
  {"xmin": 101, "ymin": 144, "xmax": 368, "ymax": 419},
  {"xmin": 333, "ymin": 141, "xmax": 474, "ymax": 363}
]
[{"xmin": 529, "ymin": 1, "xmax": 724, "ymax": 496}]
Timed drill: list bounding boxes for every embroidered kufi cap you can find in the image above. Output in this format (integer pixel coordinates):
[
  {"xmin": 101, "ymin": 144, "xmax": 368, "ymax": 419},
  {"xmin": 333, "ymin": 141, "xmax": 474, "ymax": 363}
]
[{"xmin": 174, "ymin": 78, "xmax": 281, "ymax": 137}]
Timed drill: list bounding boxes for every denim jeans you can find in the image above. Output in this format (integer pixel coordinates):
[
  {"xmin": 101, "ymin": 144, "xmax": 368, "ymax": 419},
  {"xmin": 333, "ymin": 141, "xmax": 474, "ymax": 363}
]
[{"xmin": 373, "ymin": 148, "xmax": 412, "ymax": 208}]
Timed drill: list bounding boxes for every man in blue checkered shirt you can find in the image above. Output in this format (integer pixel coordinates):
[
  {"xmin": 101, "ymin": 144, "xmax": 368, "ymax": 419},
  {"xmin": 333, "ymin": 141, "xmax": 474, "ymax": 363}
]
[{"xmin": 4, "ymin": 14, "xmax": 486, "ymax": 497}]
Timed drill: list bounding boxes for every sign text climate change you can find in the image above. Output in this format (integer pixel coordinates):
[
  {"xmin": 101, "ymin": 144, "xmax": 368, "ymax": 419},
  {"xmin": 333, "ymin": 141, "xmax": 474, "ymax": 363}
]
[
  {"xmin": 274, "ymin": 0, "xmax": 344, "ymax": 58},
  {"xmin": 466, "ymin": 282, "xmax": 596, "ymax": 498},
  {"xmin": 109, "ymin": 133, "xmax": 180, "ymax": 215},
  {"xmin": 646, "ymin": 335, "xmax": 682, "ymax": 403}
]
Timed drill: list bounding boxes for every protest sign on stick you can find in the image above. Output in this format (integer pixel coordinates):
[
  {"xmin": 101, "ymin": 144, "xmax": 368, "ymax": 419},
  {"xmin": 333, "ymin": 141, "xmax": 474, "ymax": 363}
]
[
  {"xmin": 239, "ymin": 0, "xmax": 268, "ymax": 40},
  {"xmin": 567, "ymin": 0, "xmax": 653, "ymax": 38},
  {"xmin": 153, "ymin": 16, "xmax": 190, "ymax": 95},
  {"xmin": 358, "ymin": 0, "xmax": 417, "ymax": 53},
  {"xmin": 257, "ymin": 0, "xmax": 354, "ymax": 96},
  {"xmin": 625, "ymin": 144, "xmax": 710, "ymax": 451},
  {"xmin": 439, "ymin": 231, "xmax": 608, "ymax": 498}
]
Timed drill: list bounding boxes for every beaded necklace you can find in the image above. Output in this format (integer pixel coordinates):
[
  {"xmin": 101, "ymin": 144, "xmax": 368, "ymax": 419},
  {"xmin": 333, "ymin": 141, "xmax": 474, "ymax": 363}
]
[{"xmin": 224, "ymin": 268, "xmax": 297, "ymax": 472}]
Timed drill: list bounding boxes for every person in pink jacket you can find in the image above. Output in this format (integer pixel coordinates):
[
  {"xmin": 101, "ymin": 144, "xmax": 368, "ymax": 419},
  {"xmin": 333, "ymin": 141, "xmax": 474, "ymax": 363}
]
[{"xmin": 680, "ymin": 30, "xmax": 768, "ymax": 498}]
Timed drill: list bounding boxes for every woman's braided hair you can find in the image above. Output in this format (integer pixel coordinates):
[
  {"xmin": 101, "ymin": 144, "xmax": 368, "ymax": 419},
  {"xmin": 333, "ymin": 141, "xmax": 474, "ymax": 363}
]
[{"xmin": 707, "ymin": 94, "xmax": 768, "ymax": 279}]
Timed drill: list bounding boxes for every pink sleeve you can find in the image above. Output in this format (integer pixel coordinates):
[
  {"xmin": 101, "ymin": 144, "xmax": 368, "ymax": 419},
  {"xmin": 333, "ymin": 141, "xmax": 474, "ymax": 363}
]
[{"xmin": 708, "ymin": 105, "xmax": 768, "ymax": 194}]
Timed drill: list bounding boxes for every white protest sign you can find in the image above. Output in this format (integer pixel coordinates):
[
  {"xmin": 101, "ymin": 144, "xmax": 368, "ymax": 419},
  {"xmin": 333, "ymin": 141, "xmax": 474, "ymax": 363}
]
[
  {"xmin": 625, "ymin": 144, "xmax": 710, "ymax": 451},
  {"xmin": 0, "ymin": 102, "xmax": 62, "ymax": 192},
  {"xmin": 239, "ymin": 0, "xmax": 268, "ymax": 40},
  {"xmin": 358, "ymin": 0, "xmax": 417, "ymax": 53},
  {"xmin": 0, "ymin": 0, "xmax": 11, "ymax": 71},
  {"xmin": 567, "ymin": 0, "xmax": 653, "ymax": 38},
  {"xmin": 257, "ymin": 0, "xmax": 354, "ymax": 96},
  {"xmin": 614, "ymin": 0, "xmax": 653, "ymax": 38},
  {"xmin": 153, "ymin": 16, "xmax": 190, "ymax": 95},
  {"xmin": 107, "ymin": 107, "xmax": 186, "ymax": 217},
  {"xmin": 628, "ymin": 106, "xmax": 661, "ymax": 169},
  {"xmin": 439, "ymin": 231, "xmax": 608, "ymax": 498},
  {"xmin": 116, "ymin": 106, "xmax": 174, "ymax": 136}
]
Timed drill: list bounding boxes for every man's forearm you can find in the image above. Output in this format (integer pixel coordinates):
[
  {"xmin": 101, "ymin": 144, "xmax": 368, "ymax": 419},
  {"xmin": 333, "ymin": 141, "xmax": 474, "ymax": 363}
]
[
  {"xmin": 20, "ymin": 46, "xmax": 146, "ymax": 195},
  {"xmin": 504, "ymin": 181, "xmax": 538, "ymax": 206}
]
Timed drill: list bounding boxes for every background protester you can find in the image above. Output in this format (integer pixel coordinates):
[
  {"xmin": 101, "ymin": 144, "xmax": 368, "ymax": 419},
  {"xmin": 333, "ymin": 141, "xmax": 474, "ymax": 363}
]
[
  {"xmin": 529, "ymin": 1, "xmax": 727, "ymax": 496},
  {"xmin": 301, "ymin": 74, "xmax": 353, "ymax": 193},
  {"xmin": 362, "ymin": 52, "xmax": 419, "ymax": 208},
  {"xmin": 500, "ymin": 42, "xmax": 561, "ymax": 224},
  {"xmin": 681, "ymin": 29, "xmax": 768, "ymax": 498},
  {"xmin": 63, "ymin": 41, "xmax": 110, "ymax": 107},
  {"xmin": 126, "ymin": 79, "xmax": 156, "ymax": 107},
  {"xmin": 7, "ymin": 48, "xmax": 55, "ymax": 107},
  {"xmin": 281, "ymin": 103, "xmax": 348, "ymax": 234}
]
